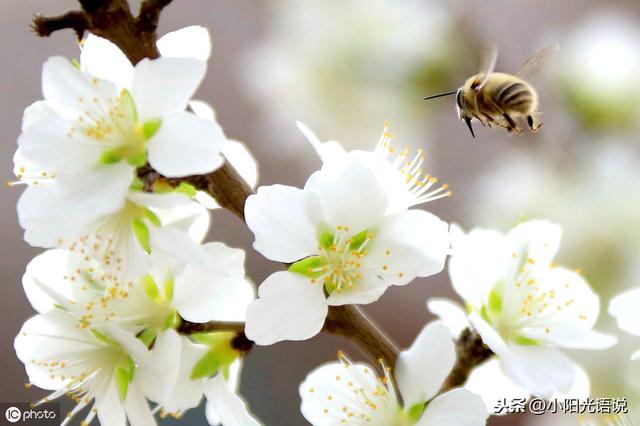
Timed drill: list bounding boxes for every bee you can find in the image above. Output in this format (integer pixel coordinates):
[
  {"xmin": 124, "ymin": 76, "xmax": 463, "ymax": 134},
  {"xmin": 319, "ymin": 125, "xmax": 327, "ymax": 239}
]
[{"xmin": 424, "ymin": 44, "xmax": 558, "ymax": 137}]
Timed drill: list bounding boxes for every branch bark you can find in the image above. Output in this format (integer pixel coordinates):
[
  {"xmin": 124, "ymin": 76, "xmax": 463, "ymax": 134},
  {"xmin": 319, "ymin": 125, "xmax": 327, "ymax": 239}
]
[
  {"xmin": 441, "ymin": 328, "xmax": 494, "ymax": 391},
  {"xmin": 31, "ymin": 0, "xmax": 487, "ymax": 389}
]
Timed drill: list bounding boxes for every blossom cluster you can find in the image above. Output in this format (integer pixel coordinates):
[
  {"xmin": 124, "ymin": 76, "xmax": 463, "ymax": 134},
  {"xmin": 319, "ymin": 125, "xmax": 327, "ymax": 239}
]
[
  {"xmin": 13, "ymin": 27, "xmax": 260, "ymax": 425},
  {"xmin": 10, "ymin": 17, "xmax": 640, "ymax": 426}
]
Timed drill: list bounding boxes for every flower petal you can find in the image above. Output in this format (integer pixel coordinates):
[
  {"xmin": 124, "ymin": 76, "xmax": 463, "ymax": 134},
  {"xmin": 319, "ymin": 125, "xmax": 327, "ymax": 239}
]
[
  {"xmin": 517, "ymin": 267, "xmax": 612, "ymax": 349},
  {"xmin": 416, "ymin": 388, "xmax": 488, "ymax": 426},
  {"xmin": 296, "ymin": 121, "xmax": 347, "ymax": 164},
  {"xmin": 158, "ymin": 26, "xmax": 212, "ymax": 62},
  {"xmin": 123, "ymin": 384, "xmax": 156, "ymax": 426},
  {"xmin": 427, "ymin": 298, "xmax": 469, "ymax": 339},
  {"xmin": 173, "ymin": 243, "xmax": 255, "ymax": 322},
  {"xmin": 223, "ymin": 139, "xmax": 259, "ymax": 188},
  {"xmin": 504, "ymin": 220, "xmax": 561, "ymax": 284},
  {"xmin": 96, "ymin": 378, "xmax": 127, "ymax": 426},
  {"xmin": 448, "ymin": 224, "xmax": 510, "ymax": 308},
  {"xmin": 396, "ymin": 320, "xmax": 456, "ymax": 406},
  {"xmin": 468, "ymin": 312, "xmax": 509, "ymax": 357},
  {"xmin": 465, "ymin": 358, "xmax": 529, "ymax": 415},
  {"xmin": 80, "ymin": 34, "xmax": 134, "ymax": 89},
  {"xmin": 369, "ymin": 210, "xmax": 449, "ymax": 283},
  {"xmin": 147, "ymin": 112, "xmax": 225, "ymax": 177},
  {"xmin": 304, "ymin": 156, "xmax": 387, "ymax": 232},
  {"xmin": 21, "ymin": 101, "xmax": 57, "ymax": 131},
  {"xmin": 204, "ymin": 374, "xmax": 262, "ymax": 426},
  {"xmin": 245, "ymin": 185, "xmax": 321, "ymax": 263},
  {"xmin": 245, "ymin": 271, "xmax": 327, "ymax": 345},
  {"xmin": 132, "ymin": 57, "xmax": 205, "ymax": 121},
  {"xmin": 499, "ymin": 344, "xmax": 575, "ymax": 398},
  {"xmin": 325, "ymin": 271, "xmax": 388, "ymax": 306},
  {"xmin": 42, "ymin": 56, "xmax": 118, "ymax": 120},
  {"xmin": 609, "ymin": 288, "xmax": 640, "ymax": 336}
]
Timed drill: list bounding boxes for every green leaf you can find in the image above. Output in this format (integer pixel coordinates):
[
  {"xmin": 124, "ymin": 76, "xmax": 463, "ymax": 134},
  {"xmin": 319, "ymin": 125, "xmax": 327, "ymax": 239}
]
[
  {"xmin": 138, "ymin": 328, "xmax": 157, "ymax": 347},
  {"xmin": 99, "ymin": 150, "xmax": 123, "ymax": 165},
  {"xmin": 191, "ymin": 351, "xmax": 221, "ymax": 380},
  {"xmin": 288, "ymin": 256, "xmax": 327, "ymax": 278},
  {"xmin": 71, "ymin": 58, "xmax": 81, "ymax": 69},
  {"xmin": 487, "ymin": 287, "xmax": 503, "ymax": 317},
  {"xmin": 114, "ymin": 357, "xmax": 136, "ymax": 400},
  {"xmin": 130, "ymin": 177, "xmax": 144, "ymax": 191},
  {"xmin": 514, "ymin": 335, "xmax": 540, "ymax": 346},
  {"xmin": 190, "ymin": 332, "xmax": 240, "ymax": 380},
  {"xmin": 176, "ymin": 182, "xmax": 197, "ymax": 198},
  {"xmin": 191, "ymin": 331, "xmax": 236, "ymax": 346},
  {"xmin": 143, "ymin": 275, "xmax": 159, "ymax": 301},
  {"xmin": 349, "ymin": 229, "xmax": 369, "ymax": 251},
  {"xmin": 126, "ymin": 151, "xmax": 147, "ymax": 167},
  {"xmin": 319, "ymin": 232, "xmax": 334, "ymax": 249},
  {"xmin": 132, "ymin": 219, "xmax": 151, "ymax": 254},
  {"xmin": 142, "ymin": 118, "xmax": 162, "ymax": 140},
  {"xmin": 164, "ymin": 310, "xmax": 181, "ymax": 330},
  {"xmin": 120, "ymin": 89, "xmax": 138, "ymax": 122},
  {"xmin": 152, "ymin": 180, "xmax": 174, "ymax": 194},
  {"xmin": 90, "ymin": 329, "xmax": 117, "ymax": 346},
  {"xmin": 164, "ymin": 278, "xmax": 174, "ymax": 301},
  {"xmin": 143, "ymin": 208, "xmax": 162, "ymax": 227},
  {"xmin": 407, "ymin": 402, "xmax": 426, "ymax": 423}
]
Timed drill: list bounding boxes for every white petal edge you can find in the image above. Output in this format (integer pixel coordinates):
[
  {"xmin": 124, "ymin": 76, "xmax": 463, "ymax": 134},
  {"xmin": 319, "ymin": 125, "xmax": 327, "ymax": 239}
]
[
  {"xmin": 245, "ymin": 271, "xmax": 327, "ymax": 345},
  {"xmin": 396, "ymin": 320, "xmax": 456, "ymax": 407}
]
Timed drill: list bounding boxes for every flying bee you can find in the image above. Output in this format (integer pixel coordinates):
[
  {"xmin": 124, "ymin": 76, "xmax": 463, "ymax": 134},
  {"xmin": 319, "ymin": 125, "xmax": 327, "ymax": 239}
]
[{"xmin": 424, "ymin": 44, "xmax": 559, "ymax": 137}]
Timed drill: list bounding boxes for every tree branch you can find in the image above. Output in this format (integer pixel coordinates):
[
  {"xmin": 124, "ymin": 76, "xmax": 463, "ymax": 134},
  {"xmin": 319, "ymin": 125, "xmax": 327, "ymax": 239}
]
[
  {"xmin": 32, "ymin": 11, "xmax": 88, "ymax": 39},
  {"xmin": 324, "ymin": 305, "xmax": 400, "ymax": 365},
  {"xmin": 441, "ymin": 328, "xmax": 494, "ymax": 391}
]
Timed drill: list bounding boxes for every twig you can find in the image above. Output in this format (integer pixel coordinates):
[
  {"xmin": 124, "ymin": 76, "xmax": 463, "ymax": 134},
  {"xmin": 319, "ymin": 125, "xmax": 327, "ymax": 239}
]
[
  {"xmin": 440, "ymin": 328, "xmax": 494, "ymax": 391},
  {"xmin": 324, "ymin": 305, "xmax": 400, "ymax": 365},
  {"xmin": 178, "ymin": 319, "xmax": 246, "ymax": 334},
  {"xmin": 32, "ymin": 11, "xmax": 88, "ymax": 39}
]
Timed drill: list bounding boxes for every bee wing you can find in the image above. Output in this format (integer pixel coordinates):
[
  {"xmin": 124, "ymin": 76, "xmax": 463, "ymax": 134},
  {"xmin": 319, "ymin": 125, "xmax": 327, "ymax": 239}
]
[
  {"xmin": 475, "ymin": 44, "xmax": 499, "ymax": 90},
  {"xmin": 515, "ymin": 44, "xmax": 559, "ymax": 78}
]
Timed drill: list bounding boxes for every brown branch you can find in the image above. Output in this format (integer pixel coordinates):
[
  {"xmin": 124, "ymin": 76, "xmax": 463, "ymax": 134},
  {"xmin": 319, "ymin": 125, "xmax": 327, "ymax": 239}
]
[
  {"xmin": 137, "ymin": 0, "xmax": 174, "ymax": 32},
  {"xmin": 32, "ymin": 11, "xmax": 88, "ymax": 39},
  {"xmin": 324, "ymin": 305, "xmax": 400, "ymax": 365},
  {"xmin": 440, "ymin": 327, "xmax": 494, "ymax": 391},
  {"xmin": 178, "ymin": 319, "xmax": 246, "ymax": 334}
]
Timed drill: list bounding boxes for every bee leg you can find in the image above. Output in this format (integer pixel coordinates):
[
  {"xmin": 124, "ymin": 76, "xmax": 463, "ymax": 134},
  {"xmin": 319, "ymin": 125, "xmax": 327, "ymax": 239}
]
[
  {"xmin": 527, "ymin": 115, "xmax": 543, "ymax": 132},
  {"xmin": 503, "ymin": 113, "xmax": 522, "ymax": 134}
]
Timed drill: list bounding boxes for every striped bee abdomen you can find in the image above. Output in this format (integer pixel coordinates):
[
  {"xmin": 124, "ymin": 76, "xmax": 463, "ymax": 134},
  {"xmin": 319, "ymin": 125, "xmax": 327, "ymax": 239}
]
[{"xmin": 494, "ymin": 81, "xmax": 532, "ymax": 108}]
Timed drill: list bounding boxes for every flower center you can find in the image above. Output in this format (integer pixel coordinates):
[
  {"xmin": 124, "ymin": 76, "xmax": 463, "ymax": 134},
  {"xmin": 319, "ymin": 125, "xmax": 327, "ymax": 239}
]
[
  {"xmin": 70, "ymin": 86, "xmax": 161, "ymax": 167},
  {"xmin": 375, "ymin": 123, "xmax": 451, "ymax": 205},
  {"xmin": 288, "ymin": 226, "xmax": 376, "ymax": 294}
]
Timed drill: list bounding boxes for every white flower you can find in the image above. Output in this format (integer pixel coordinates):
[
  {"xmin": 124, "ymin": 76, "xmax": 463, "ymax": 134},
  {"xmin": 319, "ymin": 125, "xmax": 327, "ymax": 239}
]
[
  {"xmin": 142, "ymin": 334, "xmax": 262, "ymax": 426},
  {"xmin": 299, "ymin": 321, "xmax": 488, "ymax": 425},
  {"xmin": 609, "ymin": 288, "xmax": 640, "ymax": 360},
  {"xmin": 429, "ymin": 298, "xmax": 592, "ymax": 415},
  {"xmin": 19, "ymin": 51, "xmax": 224, "ymax": 187},
  {"xmin": 244, "ymin": 156, "xmax": 449, "ymax": 344},
  {"xmin": 445, "ymin": 220, "xmax": 616, "ymax": 397},
  {"xmin": 22, "ymin": 242, "xmax": 254, "ymax": 333},
  {"xmin": 14, "ymin": 309, "xmax": 176, "ymax": 426},
  {"xmin": 20, "ymin": 245, "xmax": 260, "ymax": 424},
  {"xmin": 298, "ymin": 122, "xmax": 451, "ymax": 214},
  {"xmin": 17, "ymin": 188, "xmax": 210, "ymax": 279}
]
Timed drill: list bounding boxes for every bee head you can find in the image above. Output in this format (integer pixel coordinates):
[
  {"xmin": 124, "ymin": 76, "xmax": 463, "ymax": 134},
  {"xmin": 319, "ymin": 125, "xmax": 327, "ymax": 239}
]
[{"xmin": 455, "ymin": 89, "xmax": 475, "ymax": 138}]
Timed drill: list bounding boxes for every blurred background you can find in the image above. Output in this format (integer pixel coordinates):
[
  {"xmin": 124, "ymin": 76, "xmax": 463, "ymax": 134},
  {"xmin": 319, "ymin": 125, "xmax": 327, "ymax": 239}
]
[{"xmin": 1, "ymin": 0, "xmax": 639, "ymax": 424}]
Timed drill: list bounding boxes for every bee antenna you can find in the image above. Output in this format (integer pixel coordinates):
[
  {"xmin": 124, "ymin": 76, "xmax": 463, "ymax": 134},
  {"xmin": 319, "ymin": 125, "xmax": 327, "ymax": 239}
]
[{"xmin": 423, "ymin": 90, "xmax": 458, "ymax": 101}]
